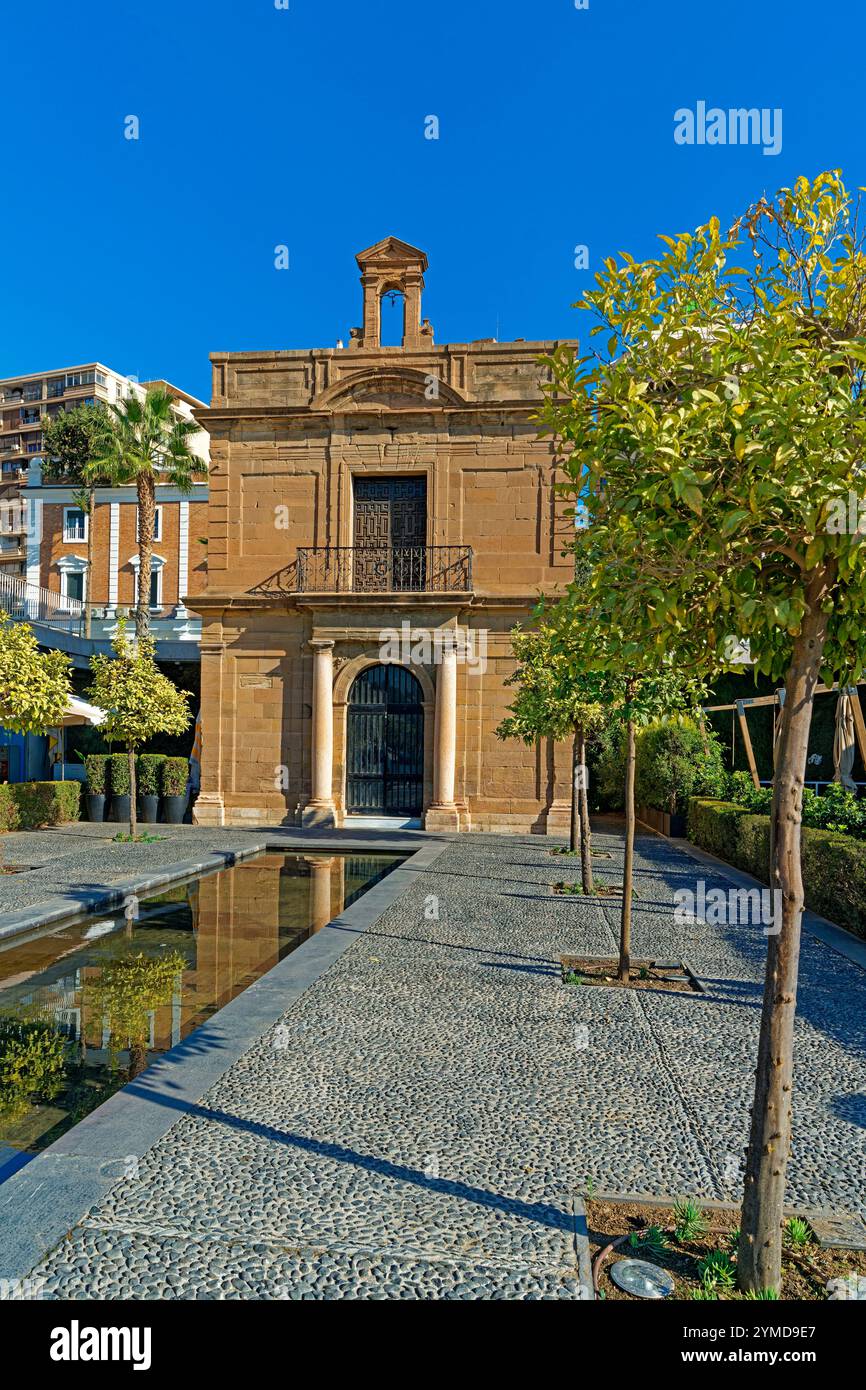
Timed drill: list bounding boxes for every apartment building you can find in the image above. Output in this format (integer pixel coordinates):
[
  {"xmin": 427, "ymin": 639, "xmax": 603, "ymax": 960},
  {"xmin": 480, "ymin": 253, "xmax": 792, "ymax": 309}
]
[{"xmin": 0, "ymin": 365, "xmax": 209, "ymax": 653}]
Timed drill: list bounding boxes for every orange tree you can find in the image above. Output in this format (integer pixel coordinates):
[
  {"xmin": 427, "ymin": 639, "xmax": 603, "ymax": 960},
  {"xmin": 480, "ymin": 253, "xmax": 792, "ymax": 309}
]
[
  {"xmin": 496, "ymin": 615, "xmax": 616, "ymax": 890},
  {"xmin": 545, "ymin": 592, "xmax": 706, "ymax": 978},
  {"xmin": 541, "ymin": 171, "xmax": 866, "ymax": 1293}
]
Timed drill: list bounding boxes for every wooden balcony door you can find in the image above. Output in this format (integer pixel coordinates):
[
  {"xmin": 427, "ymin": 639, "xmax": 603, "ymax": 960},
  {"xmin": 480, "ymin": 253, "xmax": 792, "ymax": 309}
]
[{"xmin": 352, "ymin": 477, "xmax": 427, "ymax": 591}]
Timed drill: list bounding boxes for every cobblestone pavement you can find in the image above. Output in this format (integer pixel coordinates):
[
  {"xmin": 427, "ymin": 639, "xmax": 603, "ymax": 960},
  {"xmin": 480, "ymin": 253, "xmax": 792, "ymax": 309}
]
[{"xmin": 25, "ymin": 827, "xmax": 866, "ymax": 1300}]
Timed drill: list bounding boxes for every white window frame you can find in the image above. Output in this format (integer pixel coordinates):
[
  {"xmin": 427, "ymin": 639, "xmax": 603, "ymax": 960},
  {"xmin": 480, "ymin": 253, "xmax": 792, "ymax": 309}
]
[
  {"xmin": 57, "ymin": 555, "xmax": 87, "ymax": 607},
  {"xmin": 137, "ymin": 505, "xmax": 162, "ymax": 543},
  {"xmin": 63, "ymin": 505, "xmax": 88, "ymax": 542},
  {"xmin": 130, "ymin": 553, "xmax": 165, "ymax": 610}
]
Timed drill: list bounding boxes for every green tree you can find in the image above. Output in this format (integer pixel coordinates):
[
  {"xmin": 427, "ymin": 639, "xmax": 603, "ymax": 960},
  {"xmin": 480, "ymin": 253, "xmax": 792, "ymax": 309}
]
[
  {"xmin": 86, "ymin": 951, "xmax": 187, "ymax": 1080},
  {"xmin": 542, "ymin": 580, "xmax": 706, "ymax": 978},
  {"xmin": 497, "ymin": 619, "xmax": 616, "ymax": 891},
  {"xmin": 543, "ymin": 171, "xmax": 866, "ymax": 1293},
  {"xmin": 90, "ymin": 388, "xmax": 204, "ymax": 638},
  {"xmin": 0, "ymin": 612, "xmax": 71, "ymax": 734},
  {"xmin": 87, "ymin": 622, "xmax": 192, "ymax": 837},
  {"xmin": 41, "ymin": 404, "xmax": 114, "ymax": 638}
]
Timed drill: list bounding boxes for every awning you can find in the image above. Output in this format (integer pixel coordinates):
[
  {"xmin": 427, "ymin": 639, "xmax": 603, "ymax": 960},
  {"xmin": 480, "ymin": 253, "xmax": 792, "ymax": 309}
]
[{"xmin": 58, "ymin": 697, "xmax": 106, "ymax": 728}]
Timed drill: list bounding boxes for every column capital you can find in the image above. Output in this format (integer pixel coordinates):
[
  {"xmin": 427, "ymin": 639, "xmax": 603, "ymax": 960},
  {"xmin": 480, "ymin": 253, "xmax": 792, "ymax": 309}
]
[{"xmin": 308, "ymin": 638, "xmax": 335, "ymax": 652}]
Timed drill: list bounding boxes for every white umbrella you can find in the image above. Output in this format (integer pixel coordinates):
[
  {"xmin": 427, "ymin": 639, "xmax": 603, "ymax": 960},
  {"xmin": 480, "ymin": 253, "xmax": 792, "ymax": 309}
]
[{"xmin": 833, "ymin": 690, "xmax": 857, "ymax": 791}]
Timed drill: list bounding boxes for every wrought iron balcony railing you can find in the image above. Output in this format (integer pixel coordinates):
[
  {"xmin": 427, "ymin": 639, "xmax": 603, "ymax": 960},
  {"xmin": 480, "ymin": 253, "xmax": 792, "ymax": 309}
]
[{"xmin": 296, "ymin": 544, "xmax": 473, "ymax": 594}]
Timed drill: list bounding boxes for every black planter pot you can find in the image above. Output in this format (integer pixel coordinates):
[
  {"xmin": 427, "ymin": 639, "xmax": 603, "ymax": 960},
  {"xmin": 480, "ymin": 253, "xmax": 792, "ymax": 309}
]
[
  {"xmin": 111, "ymin": 794, "xmax": 131, "ymax": 824},
  {"xmin": 86, "ymin": 793, "xmax": 106, "ymax": 823},
  {"xmin": 163, "ymin": 793, "xmax": 188, "ymax": 825},
  {"xmin": 138, "ymin": 794, "xmax": 160, "ymax": 824},
  {"xmin": 669, "ymin": 812, "xmax": 687, "ymax": 838}
]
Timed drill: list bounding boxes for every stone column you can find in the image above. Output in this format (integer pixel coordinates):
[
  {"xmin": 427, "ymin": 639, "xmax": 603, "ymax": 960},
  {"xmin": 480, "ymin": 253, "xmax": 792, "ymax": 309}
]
[
  {"xmin": 425, "ymin": 640, "xmax": 460, "ymax": 830},
  {"xmin": 305, "ymin": 855, "xmax": 335, "ymax": 933},
  {"xmin": 402, "ymin": 272, "xmax": 424, "ymax": 349},
  {"xmin": 302, "ymin": 639, "xmax": 337, "ymax": 826},
  {"xmin": 361, "ymin": 272, "xmax": 380, "ymax": 347}
]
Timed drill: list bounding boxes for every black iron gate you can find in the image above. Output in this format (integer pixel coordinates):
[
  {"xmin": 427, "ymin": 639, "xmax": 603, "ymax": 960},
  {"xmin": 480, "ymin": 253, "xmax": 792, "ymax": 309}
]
[{"xmin": 347, "ymin": 665, "xmax": 424, "ymax": 815}]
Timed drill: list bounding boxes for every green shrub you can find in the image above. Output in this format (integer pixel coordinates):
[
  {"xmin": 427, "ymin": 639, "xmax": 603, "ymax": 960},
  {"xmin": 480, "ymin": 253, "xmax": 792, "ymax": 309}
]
[
  {"xmin": 726, "ymin": 773, "xmax": 866, "ymax": 839},
  {"xmin": 688, "ymin": 798, "xmax": 866, "ymax": 938},
  {"xmin": 83, "ymin": 753, "xmax": 109, "ymax": 795},
  {"xmin": 635, "ymin": 717, "xmax": 726, "ymax": 816},
  {"xmin": 109, "ymin": 752, "xmax": 130, "ymax": 796},
  {"xmin": 0, "ymin": 1014, "xmax": 66, "ymax": 1120},
  {"xmin": 593, "ymin": 723, "xmax": 626, "ymax": 810},
  {"xmin": 725, "ymin": 770, "xmax": 773, "ymax": 814},
  {"xmin": 136, "ymin": 754, "xmax": 165, "ymax": 796},
  {"xmin": 162, "ymin": 756, "xmax": 188, "ymax": 797},
  {"xmin": 0, "ymin": 781, "xmax": 80, "ymax": 832},
  {"xmin": 0, "ymin": 784, "xmax": 19, "ymax": 833}
]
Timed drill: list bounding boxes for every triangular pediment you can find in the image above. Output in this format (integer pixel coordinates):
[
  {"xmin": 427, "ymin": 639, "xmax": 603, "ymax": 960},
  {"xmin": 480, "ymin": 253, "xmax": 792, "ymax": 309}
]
[{"xmin": 355, "ymin": 237, "xmax": 428, "ymax": 271}]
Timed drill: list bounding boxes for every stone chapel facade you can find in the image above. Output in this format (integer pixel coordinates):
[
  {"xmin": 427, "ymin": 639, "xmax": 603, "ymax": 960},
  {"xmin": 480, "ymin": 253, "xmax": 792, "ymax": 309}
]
[{"xmin": 191, "ymin": 238, "xmax": 576, "ymax": 831}]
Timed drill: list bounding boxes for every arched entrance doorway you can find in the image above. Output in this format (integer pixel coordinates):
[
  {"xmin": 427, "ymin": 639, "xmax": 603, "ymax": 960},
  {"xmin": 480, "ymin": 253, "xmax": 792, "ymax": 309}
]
[{"xmin": 346, "ymin": 665, "xmax": 424, "ymax": 816}]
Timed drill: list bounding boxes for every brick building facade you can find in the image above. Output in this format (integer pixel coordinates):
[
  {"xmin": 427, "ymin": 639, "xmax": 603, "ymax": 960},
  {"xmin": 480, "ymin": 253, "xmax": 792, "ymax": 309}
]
[{"xmin": 191, "ymin": 238, "xmax": 577, "ymax": 832}]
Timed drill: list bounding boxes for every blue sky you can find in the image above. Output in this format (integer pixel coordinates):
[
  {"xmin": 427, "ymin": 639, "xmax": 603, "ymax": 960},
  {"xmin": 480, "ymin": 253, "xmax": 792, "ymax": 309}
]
[{"xmin": 2, "ymin": 0, "xmax": 862, "ymax": 402}]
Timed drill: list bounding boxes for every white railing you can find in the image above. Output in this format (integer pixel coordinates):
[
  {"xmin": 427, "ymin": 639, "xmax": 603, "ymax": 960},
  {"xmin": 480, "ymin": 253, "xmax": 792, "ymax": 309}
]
[{"xmin": 0, "ymin": 572, "xmax": 85, "ymax": 629}]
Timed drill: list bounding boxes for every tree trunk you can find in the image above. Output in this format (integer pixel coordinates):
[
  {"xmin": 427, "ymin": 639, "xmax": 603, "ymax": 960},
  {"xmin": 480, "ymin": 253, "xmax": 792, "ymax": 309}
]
[
  {"xmin": 136, "ymin": 472, "xmax": 156, "ymax": 640},
  {"xmin": 619, "ymin": 717, "xmax": 636, "ymax": 983},
  {"xmin": 577, "ymin": 725, "xmax": 594, "ymax": 894},
  {"xmin": 84, "ymin": 486, "xmax": 94, "ymax": 640},
  {"xmin": 570, "ymin": 728, "xmax": 582, "ymax": 854},
  {"xmin": 128, "ymin": 1039, "xmax": 148, "ymax": 1081},
  {"xmin": 128, "ymin": 745, "xmax": 137, "ymax": 839},
  {"xmin": 737, "ymin": 570, "xmax": 832, "ymax": 1295}
]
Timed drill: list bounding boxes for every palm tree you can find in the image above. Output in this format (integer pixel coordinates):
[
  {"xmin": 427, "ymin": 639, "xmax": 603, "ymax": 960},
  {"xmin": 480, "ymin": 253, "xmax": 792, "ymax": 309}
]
[{"xmin": 89, "ymin": 388, "xmax": 203, "ymax": 638}]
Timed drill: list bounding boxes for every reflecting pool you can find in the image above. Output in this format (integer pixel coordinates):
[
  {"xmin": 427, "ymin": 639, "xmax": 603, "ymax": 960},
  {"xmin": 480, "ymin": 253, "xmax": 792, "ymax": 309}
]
[{"xmin": 0, "ymin": 851, "xmax": 401, "ymax": 1180}]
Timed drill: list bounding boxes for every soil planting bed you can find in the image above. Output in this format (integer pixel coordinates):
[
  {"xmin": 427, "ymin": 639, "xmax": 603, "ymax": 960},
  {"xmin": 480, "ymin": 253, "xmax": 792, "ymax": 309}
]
[
  {"xmin": 587, "ymin": 1199, "xmax": 866, "ymax": 1301},
  {"xmin": 561, "ymin": 957, "xmax": 699, "ymax": 993}
]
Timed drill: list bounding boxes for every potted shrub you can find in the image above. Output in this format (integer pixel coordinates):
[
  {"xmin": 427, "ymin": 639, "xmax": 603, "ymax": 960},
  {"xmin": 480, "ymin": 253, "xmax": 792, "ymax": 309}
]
[
  {"xmin": 108, "ymin": 751, "xmax": 131, "ymax": 824},
  {"xmin": 162, "ymin": 756, "xmax": 189, "ymax": 824},
  {"xmin": 83, "ymin": 753, "xmax": 109, "ymax": 822},
  {"xmin": 136, "ymin": 753, "xmax": 165, "ymax": 824}
]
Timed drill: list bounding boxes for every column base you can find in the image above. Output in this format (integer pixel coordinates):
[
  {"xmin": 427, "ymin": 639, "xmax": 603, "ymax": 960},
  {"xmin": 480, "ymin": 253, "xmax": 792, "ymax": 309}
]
[
  {"xmin": 544, "ymin": 799, "xmax": 572, "ymax": 835},
  {"xmin": 424, "ymin": 802, "xmax": 461, "ymax": 831},
  {"xmin": 192, "ymin": 793, "xmax": 225, "ymax": 827},
  {"xmin": 302, "ymin": 799, "xmax": 337, "ymax": 828}
]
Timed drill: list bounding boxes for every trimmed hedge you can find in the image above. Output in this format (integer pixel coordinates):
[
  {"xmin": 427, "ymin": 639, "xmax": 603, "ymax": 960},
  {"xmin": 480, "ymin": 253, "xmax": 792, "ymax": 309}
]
[
  {"xmin": 688, "ymin": 798, "xmax": 866, "ymax": 939},
  {"xmin": 162, "ymin": 757, "xmax": 188, "ymax": 797},
  {"xmin": 83, "ymin": 753, "xmax": 109, "ymax": 795},
  {"xmin": 0, "ymin": 781, "xmax": 81, "ymax": 833},
  {"xmin": 108, "ymin": 752, "xmax": 131, "ymax": 796},
  {"xmin": 136, "ymin": 754, "xmax": 166, "ymax": 796}
]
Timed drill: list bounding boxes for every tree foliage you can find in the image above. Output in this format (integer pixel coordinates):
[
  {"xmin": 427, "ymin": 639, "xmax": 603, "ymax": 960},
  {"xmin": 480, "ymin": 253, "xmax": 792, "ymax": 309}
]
[
  {"xmin": 41, "ymin": 402, "xmax": 114, "ymax": 485},
  {"xmin": 90, "ymin": 387, "xmax": 205, "ymax": 637},
  {"xmin": 87, "ymin": 622, "xmax": 192, "ymax": 836},
  {"xmin": 87, "ymin": 623, "xmax": 192, "ymax": 751},
  {"xmin": 0, "ymin": 612, "xmax": 71, "ymax": 735},
  {"xmin": 540, "ymin": 169, "xmax": 866, "ymax": 1295}
]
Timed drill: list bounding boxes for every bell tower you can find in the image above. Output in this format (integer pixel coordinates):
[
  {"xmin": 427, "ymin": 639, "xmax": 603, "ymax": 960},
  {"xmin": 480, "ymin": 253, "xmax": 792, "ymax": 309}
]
[{"xmin": 350, "ymin": 237, "xmax": 433, "ymax": 350}]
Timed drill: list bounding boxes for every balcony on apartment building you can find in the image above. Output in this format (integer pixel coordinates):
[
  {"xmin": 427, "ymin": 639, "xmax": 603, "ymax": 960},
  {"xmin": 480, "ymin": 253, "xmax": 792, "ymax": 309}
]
[{"xmin": 295, "ymin": 544, "xmax": 474, "ymax": 597}]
